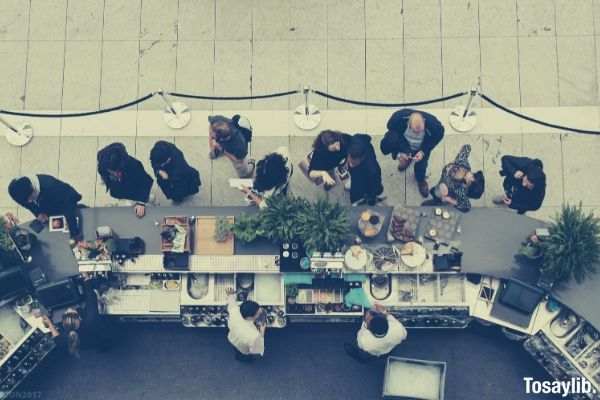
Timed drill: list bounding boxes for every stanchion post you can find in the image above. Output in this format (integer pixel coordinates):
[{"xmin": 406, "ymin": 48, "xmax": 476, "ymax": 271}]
[
  {"xmin": 449, "ymin": 78, "xmax": 480, "ymax": 133},
  {"xmin": 156, "ymin": 90, "xmax": 191, "ymax": 129},
  {"xmin": 293, "ymin": 86, "xmax": 321, "ymax": 130},
  {"xmin": 0, "ymin": 116, "xmax": 33, "ymax": 147}
]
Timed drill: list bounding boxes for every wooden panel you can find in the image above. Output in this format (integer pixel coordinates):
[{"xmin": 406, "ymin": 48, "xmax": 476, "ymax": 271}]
[{"xmin": 194, "ymin": 216, "xmax": 235, "ymax": 256}]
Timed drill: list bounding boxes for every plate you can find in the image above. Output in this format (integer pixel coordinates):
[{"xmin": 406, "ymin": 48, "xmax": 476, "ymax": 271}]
[
  {"xmin": 344, "ymin": 247, "xmax": 368, "ymax": 271},
  {"xmin": 400, "ymin": 242, "xmax": 427, "ymax": 268}
]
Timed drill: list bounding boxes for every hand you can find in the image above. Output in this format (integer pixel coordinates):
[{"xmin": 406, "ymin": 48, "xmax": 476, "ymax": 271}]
[
  {"xmin": 413, "ymin": 151, "xmax": 424, "ymax": 162},
  {"xmin": 158, "ymin": 170, "xmax": 169, "ymax": 180},
  {"xmin": 514, "ymin": 170, "xmax": 524, "ymax": 179},
  {"xmin": 81, "ymin": 272, "xmax": 92, "ymax": 281},
  {"xmin": 239, "ymin": 185, "xmax": 251, "ymax": 194},
  {"xmin": 225, "ymin": 288, "xmax": 236, "ymax": 296},
  {"xmin": 41, "ymin": 315, "xmax": 52, "ymax": 327},
  {"xmin": 398, "ymin": 153, "xmax": 410, "ymax": 162},
  {"xmin": 134, "ymin": 204, "xmax": 146, "ymax": 218},
  {"xmin": 37, "ymin": 213, "xmax": 49, "ymax": 223},
  {"xmin": 503, "ymin": 197, "xmax": 512, "ymax": 205},
  {"xmin": 3, "ymin": 212, "xmax": 17, "ymax": 229},
  {"xmin": 322, "ymin": 173, "xmax": 336, "ymax": 187},
  {"xmin": 442, "ymin": 196, "xmax": 457, "ymax": 206}
]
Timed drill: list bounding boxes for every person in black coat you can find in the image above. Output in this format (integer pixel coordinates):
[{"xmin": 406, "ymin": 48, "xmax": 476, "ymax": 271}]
[
  {"xmin": 493, "ymin": 155, "xmax": 546, "ymax": 214},
  {"xmin": 8, "ymin": 174, "xmax": 83, "ymax": 241},
  {"xmin": 298, "ymin": 130, "xmax": 352, "ymax": 190},
  {"xmin": 347, "ymin": 134, "xmax": 385, "ymax": 206},
  {"xmin": 380, "ymin": 109, "xmax": 445, "ymax": 198},
  {"xmin": 150, "ymin": 141, "xmax": 201, "ymax": 204},
  {"xmin": 97, "ymin": 143, "xmax": 154, "ymax": 218}
]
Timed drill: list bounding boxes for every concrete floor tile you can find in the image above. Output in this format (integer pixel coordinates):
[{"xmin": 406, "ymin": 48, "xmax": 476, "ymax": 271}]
[
  {"xmin": 366, "ymin": 109, "xmax": 394, "ymax": 137},
  {"xmin": 366, "ymin": 40, "xmax": 403, "ymax": 103},
  {"xmin": 20, "ymin": 137, "xmax": 60, "ymax": 177},
  {"xmin": 528, "ymin": 206, "xmax": 561, "ymax": 222},
  {"xmin": 0, "ymin": 0, "xmax": 29, "ymax": 40},
  {"xmin": 289, "ymin": 0, "xmax": 327, "ymax": 40},
  {"xmin": 250, "ymin": 136, "xmax": 290, "ymax": 161},
  {"xmin": 595, "ymin": 0, "xmax": 600, "ymax": 34},
  {"xmin": 480, "ymin": 37, "xmax": 521, "ymax": 108},
  {"xmin": 478, "ymin": 0, "xmax": 517, "ymax": 37},
  {"xmin": 95, "ymin": 136, "xmax": 137, "ymax": 206},
  {"xmin": 140, "ymin": 0, "xmax": 178, "ymax": 41},
  {"xmin": 403, "ymin": 0, "xmax": 441, "ymax": 38},
  {"xmin": 213, "ymin": 41, "xmax": 251, "ymax": 110},
  {"xmin": 253, "ymin": 0, "xmax": 290, "ymax": 41},
  {"xmin": 175, "ymin": 40, "xmax": 214, "ymax": 110},
  {"xmin": 210, "ymin": 155, "xmax": 249, "ymax": 206},
  {"xmin": 557, "ymin": 36, "xmax": 597, "ymax": 106},
  {"xmin": 25, "ymin": 41, "xmax": 65, "ymax": 110},
  {"xmin": 0, "ymin": 141, "xmax": 21, "ymax": 207},
  {"xmin": 62, "ymin": 41, "xmax": 102, "ymax": 110},
  {"xmin": 482, "ymin": 135, "xmax": 522, "ymax": 206},
  {"xmin": 58, "ymin": 137, "xmax": 99, "ymax": 206},
  {"xmin": 103, "ymin": 0, "xmax": 141, "ymax": 40},
  {"xmin": 0, "ymin": 116, "xmax": 60, "ymax": 137},
  {"xmin": 29, "ymin": 0, "xmax": 67, "ymax": 40},
  {"xmin": 0, "ymin": 41, "xmax": 27, "ymax": 110},
  {"xmin": 61, "ymin": 110, "xmax": 137, "ymax": 137},
  {"xmin": 178, "ymin": 0, "xmax": 215, "ymax": 40},
  {"xmin": 66, "ymin": 0, "xmax": 104, "ymax": 40},
  {"xmin": 134, "ymin": 136, "xmax": 173, "ymax": 206},
  {"xmin": 519, "ymin": 107, "xmax": 600, "ymax": 133},
  {"xmin": 443, "ymin": 134, "xmax": 485, "ymax": 208},
  {"xmin": 173, "ymin": 136, "xmax": 212, "ymax": 206},
  {"xmin": 441, "ymin": 0, "xmax": 479, "ymax": 38},
  {"xmin": 100, "ymin": 41, "xmax": 140, "ymax": 109},
  {"xmin": 404, "ymin": 38, "xmax": 443, "ymax": 108},
  {"xmin": 562, "ymin": 134, "xmax": 600, "ymax": 206},
  {"xmin": 365, "ymin": 0, "xmax": 403, "ymax": 39},
  {"xmin": 516, "ymin": 0, "xmax": 556, "ymax": 37},
  {"xmin": 243, "ymin": 111, "xmax": 289, "ymax": 137},
  {"xmin": 327, "ymin": 0, "xmax": 365, "ymax": 39},
  {"xmin": 522, "ymin": 132, "xmax": 563, "ymax": 207},
  {"xmin": 287, "ymin": 136, "xmax": 330, "ymax": 203},
  {"xmin": 442, "ymin": 38, "xmax": 481, "ymax": 108},
  {"xmin": 138, "ymin": 40, "xmax": 178, "ymax": 110},
  {"xmin": 290, "ymin": 110, "xmax": 367, "ymax": 137},
  {"xmin": 518, "ymin": 36, "xmax": 559, "ymax": 106},
  {"xmin": 471, "ymin": 108, "xmax": 522, "ymax": 136},
  {"xmin": 555, "ymin": 0, "xmax": 594, "ymax": 36},
  {"xmin": 288, "ymin": 40, "xmax": 327, "ymax": 109},
  {"xmin": 251, "ymin": 41, "xmax": 289, "ymax": 110},
  {"xmin": 327, "ymin": 40, "xmax": 365, "ymax": 109},
  {"xmin": 215, "ymin": 0, "xmax": 252, "ymax": 41}
]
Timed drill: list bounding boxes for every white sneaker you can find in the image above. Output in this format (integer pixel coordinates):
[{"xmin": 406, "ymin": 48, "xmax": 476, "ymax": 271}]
[{"xmin": 344, "ymin": 177, "xmax": 351, "ymax": 191}]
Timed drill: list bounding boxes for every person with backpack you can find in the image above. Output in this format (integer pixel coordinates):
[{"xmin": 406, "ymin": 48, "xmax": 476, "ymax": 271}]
[
  {"xmin": 208, "ymin": 115, "xmax": 255, "ymax": 178},
  {"xmin": 240, "ymin": 147, "xmax": 292, "ymax": 209},
  {"xmin": 150, "ymin": 141, "xmax": 201, "ymax": 204}
]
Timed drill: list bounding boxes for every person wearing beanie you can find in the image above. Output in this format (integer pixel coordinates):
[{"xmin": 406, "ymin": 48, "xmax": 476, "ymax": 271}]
[
  {"xmin": 150, "ymin": 141, "xmax": 201, "ymax": 204},
  {"xmin": 494, "ymin": 155, "xmax": 546, "ymax": 214},
  {"xmin": 97, "ymin": 142, "xmax": 154, "ymax": 218},
  {"xmin": 347, "ymin": 134, "xmax": 385, "ymax": 206},
  {"xmin": 208, "ymin": 114, "xmax": 255, "ymax": 178},
  {"xmin": 8, "ymin": 175, "xmax": 83, "ymax": 240}
]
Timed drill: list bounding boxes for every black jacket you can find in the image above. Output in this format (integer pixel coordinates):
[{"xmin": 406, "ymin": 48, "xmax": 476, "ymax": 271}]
[
  {"xmin": 500, "ymin": 156, "xmax": 546, "ymax": 214},
  {"xmin": 150, "ymin": 142, "xmax": 201, "ymax": 202},
  {"xmin": 99, "ymin": 156, "xmax": 153, "ymax": 203},
  {"xmin": 12, "ymin": 175, "xmax": 82, "ymax": 239},
  {"xmin": 380, "ymin": 109, "xmax": 445, "ymax": 159},
  {"xmin": 349, "ymin": 134, "xmax": 384, "ymax": 205}
]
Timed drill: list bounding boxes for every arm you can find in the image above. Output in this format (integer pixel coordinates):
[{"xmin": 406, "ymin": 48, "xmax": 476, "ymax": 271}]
[
  {"xmin": 63, "ymin": 204, "xmax": 81, "ymax": 239},
  {"xmin": 365, "ymin": 161, "xmax": 383, "ymax": 206},
  {"xmin": 421, "ymin": 113, "xmax": 445, "ymax": 154},
  {"xmin": 129, "ymin": 159, "xmax": 154, "ymax": 203},
  {"xmin": 452, "ymin": 144, "xmax": 471, "ymax": 169},
  {"xmin": 501, "ymin": 155, "xmax": 532, "ymax": 177},
  {"xmin": 81, "ymin": 279, "xmax": 100, "ymax": 326},
  {"xmin": 450, "ymin": 186, "xmax": 471, "ymax": 213}
]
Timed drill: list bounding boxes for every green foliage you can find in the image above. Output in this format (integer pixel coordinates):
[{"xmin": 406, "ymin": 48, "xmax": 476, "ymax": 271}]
[
  {"xmin": 229, "ymin": 213, "xmax": 263, "ymax": 243},
  {"xmin": 0, "ymin": 217, "xmax": 14, "ymax": 252},
  {"xmin": 214, "ymin": 216, "xmax": 232, "ymax": 243},
  {"xmin": 259, "ymin": 195, "xmax": 309, "ymax": 243},
  {"xmin": 297, "ymin": 197, "xmax": 350, "ymax": 254},
  {"xmin": 540, "ymin": 204, "xmax": 600, "ymax": 285}
]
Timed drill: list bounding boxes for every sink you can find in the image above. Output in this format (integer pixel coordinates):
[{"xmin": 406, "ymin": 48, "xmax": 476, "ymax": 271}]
[
  {"xmin": 550, "ymin": 310, "xmax": 580, "ymax": 338},
  {"xmin": 187, "ymin": 274, "xmax": 209, "ymax": 300}
]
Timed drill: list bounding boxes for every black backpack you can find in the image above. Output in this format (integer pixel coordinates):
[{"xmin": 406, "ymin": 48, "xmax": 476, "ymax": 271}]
[{"xmin": 232, "ymin": 114, "xmax": 252, "ymax": 143}]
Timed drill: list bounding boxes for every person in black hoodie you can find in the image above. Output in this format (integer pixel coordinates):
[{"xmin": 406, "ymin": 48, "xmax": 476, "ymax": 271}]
[
  {"xmin": 347, "ymin": 134, "xmax": 385, "ymax": 206},
  {"xmin": 150, "ymin": 141, "xmax": 201, "ymax": 204},
  {"xmin": 8, "ymin": 174, "xmax": 83, "ymax": 241},
  {"xmin": 97, "ymin": 143, "xmax": 154, "ymax": 218},
  {"xmin": 298, "ymin": 130, "xmax": 352, "ymax": 190},
  {"xmin": 493, "ymin": 155, "xmax": 546, "ymax": 214},
  {"xmin": 380, "ymin": 109, "xmax": 445, "ymax": 198}
]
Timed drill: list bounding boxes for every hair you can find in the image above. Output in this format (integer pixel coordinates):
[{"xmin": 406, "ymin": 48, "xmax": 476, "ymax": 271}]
[
  {"xmin": 150, "ymin": 141, "xmax": 173, "ymax": 166},
  {"xmin": 369, "ymin": 314, "xmax": 389, "ymax": 337},
  {"xmin": 408, "ymin": 112, "xmax": 425, "ymax": 130},
  {"xmin": 240, "ymin": 300, "xmax": 260, "ymax": 319},
  {"xmin": 211, "ymin": 121, "xmax": 232, "ymax": 140},
  {"xmin": 525, "ymin": 162, "xmax": 546, "ymax": 187},
  {"xmin": 312, "ymin": 130, "xmax": 345, "ymax": 152},
  {"xmin": 8, "ymin": 177, "xmax": 33, "ymax": 204},
  {"xmin": 253, "ymin": 153, "xmax": 289, "ymax": 193},
  {"xmin": 62, "ymin": 310, "xmax": 81, "ymax": 358},
  {"xmin": 348, "ymin": 139, "xmax": 368, "ymax": 161},
  {"xmin": 97, "ymin": 142, "xmax": 129, "ymax": 185},
  {"xmin": 467, "ymin": 171, "xmax": 485, "ymax": 199}
]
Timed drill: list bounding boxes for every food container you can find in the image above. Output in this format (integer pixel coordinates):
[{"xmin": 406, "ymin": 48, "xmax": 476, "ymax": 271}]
[
  {"xmin": 358, "ymin": 210, "xmax": 384, "ymax": 238},
  {"xmin": 383, "ymin": 357, "xmax": 446, "ymax": 400}
]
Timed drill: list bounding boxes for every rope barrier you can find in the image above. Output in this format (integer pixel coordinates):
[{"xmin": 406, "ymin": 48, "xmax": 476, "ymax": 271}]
[
  {"xmin": 168, "ymin": 90, "xmax": 300, "ymax": 101},
  {"xmin": 312, "ymin": 90, "xmax": 468, "ymax": 107},
  {"xmin": 480, "ymin": 94, "xmax": 600, "ymax": 136}
]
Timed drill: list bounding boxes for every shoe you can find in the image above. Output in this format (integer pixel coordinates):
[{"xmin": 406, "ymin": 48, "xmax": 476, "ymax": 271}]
[
  {"xmin": 417, "ymin": 180, "xmax": 429, "ymax": 198},
  {"xmin": 376, "ymin": 194, "xmax": 387, "ymax": 203},
  {"xmin": 397, "ymin": 157, "xmax": 411, "ymax": 172},
  {"xmin": 492, "ymin": 195, "xmax": 506, "ymax": 205},
  {"xmin": 344, "ymin": 177, "xmax": 351, "ymax": 191}
]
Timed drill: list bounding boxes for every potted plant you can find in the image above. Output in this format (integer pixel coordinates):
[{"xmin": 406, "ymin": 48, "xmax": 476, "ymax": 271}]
[
  {"xmin": 539, "ymin": 204, "xmax": 600, "ymax": 286},
  {"xmin": 213, "ymin": 216, "xmax": 233, "ymax": 243},
  {"xmin": 229, "ymin": 213, "xmax": 264, "ymax": 243},
  {"xmin": 0, "ymin": 216, "xmax": 23, "ymax": 267},
  {"xmin": 260, "ymin": 195, "xmax": 309, "ymax": 244},
  {"xmin": 298, "ymin": 197, "xmax": 350, "ymax": 254}
]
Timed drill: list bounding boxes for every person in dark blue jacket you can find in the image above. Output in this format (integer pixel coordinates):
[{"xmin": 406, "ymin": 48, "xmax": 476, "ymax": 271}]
[
  {"xmin": 347, "ymin": 134, "xmax": 385, "ymax": 206},
  {"xmin": 150, "ymin": 141, "xmax": 201, "ymax": 204},
  {"xmin": 494, "ymin": 155, "xmax": 546, "ymax": 214}
]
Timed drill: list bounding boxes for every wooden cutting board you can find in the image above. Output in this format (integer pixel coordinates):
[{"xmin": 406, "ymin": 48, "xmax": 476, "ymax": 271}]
[{"xmin": 194, "ymin": 216, "xmax": 235, "ymax": 256}]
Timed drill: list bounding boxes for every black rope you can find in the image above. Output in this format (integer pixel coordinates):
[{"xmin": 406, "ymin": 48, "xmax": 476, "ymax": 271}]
[
  {"xmin": 168, "ymin": 90, "xmax": 300, "ymax": 101},
  {"xmin": 312, "ymin": 90, "xmax": 467, "ymax": 107},
  {"xmin": 480, "ymin": 93, "xmax": 600, "ymax": 136},
  {"xmin": 0, "ymin": 93, "xmax": 155, "ymax": 118}
]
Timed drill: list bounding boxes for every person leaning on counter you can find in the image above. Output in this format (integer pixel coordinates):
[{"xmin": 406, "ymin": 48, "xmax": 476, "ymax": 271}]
[{"xmin": 225, "ymin": 288, "xmax": 266, "ymax": 362}]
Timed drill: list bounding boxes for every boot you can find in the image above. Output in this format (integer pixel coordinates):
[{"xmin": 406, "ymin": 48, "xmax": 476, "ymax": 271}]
[{"xmin": 417, "ymin": 180, "xmax": 429, "ymax": 198}]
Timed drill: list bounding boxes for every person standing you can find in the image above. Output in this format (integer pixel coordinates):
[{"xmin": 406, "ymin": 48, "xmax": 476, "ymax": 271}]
[
  {"xmin": 298, "ymin": 130, "xmax": 352, "ymax": 190},
  {"xmin": 240, "ymin": 147, "xmax": 292, "ymax": 209},
  {"xmin": 97, "ymin": 142, "xmax": 154, "ymax": 218},
  {"xmin": 208, "ymin": 115, "xmax": 255, "ymax": 178},
  {"xmin": 380, "ymin": 109, "xmax": 445, "ymax": 197},
  {"xmin": 8, "ymin": 175, "xmax": 83, "ymax": 241},
  {"xmin": 150, "ymin": 141, "xmax": 201, "ymax": 204},
  {"xmin": 347, "ymin": 134, "xmax": 385, "ymax": 206},
  {"xmin": 494, "ymin": 155, "xmax": 546, "ymax": 214},
  {"xmin": 225, "ymin": 288, "xmax": 266, "ymax": 362}
]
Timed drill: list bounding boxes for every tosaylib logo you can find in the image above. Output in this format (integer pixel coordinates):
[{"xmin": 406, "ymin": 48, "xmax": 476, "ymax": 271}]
[{"xmin": 524, "ymin": 377, "xmax": 597, "ymax": 397}]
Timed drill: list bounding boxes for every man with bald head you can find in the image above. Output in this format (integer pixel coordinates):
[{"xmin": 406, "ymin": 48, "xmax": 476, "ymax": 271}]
[{"xmin": 380, "ymin": 109, "xmax": 445, "ymax": 197}]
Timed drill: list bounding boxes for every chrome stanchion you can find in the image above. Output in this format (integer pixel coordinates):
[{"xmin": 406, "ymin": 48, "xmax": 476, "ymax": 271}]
[
  {"xmin": 449, "ymin": 79, "xmax": 479, "ymax": 133},
  {"xmin": 156, "ymin": 90, "xmax": 191, "ymax": 129},
  {"xmin": 0, "ymin": 116, "xmax": 33, "ymax": 146},
  {"xmin": 293, "ymin": 86, "xmax": 321, "ymax": 130}
]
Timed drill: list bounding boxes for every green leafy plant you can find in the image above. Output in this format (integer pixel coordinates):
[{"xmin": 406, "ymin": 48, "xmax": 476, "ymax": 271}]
[
  {"xmin": 229, "ymin": 213, "xmax": 263, "ymax": 243},
  {"xmin": 540, "ymin": 204, "xmax": 600, "ymax": 285},
  {"xmin": 260, "ymin": 195, "xmax": 309, "ymax": 243},
  {"xmin": 213, "ymin": 216, "xmax": 232, "ymax": 242},
  {"xmin": 0, "ymin": 217, "xmax": 14, "ymax": 252},
  {"xmin": 298, "ymin": 197, "xmax": 350, "ymax": 254}
]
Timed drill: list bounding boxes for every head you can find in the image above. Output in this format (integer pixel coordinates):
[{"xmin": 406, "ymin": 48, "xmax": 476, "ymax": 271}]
[
  {"xmin": 466, "ymin": 171, "xmax": 485, "ymax": 199},
  {"xmin": 62, "ymin": 309, "xmax": 81, "ymax": 358},
  {"xmin": 8, "ymin": 177, "xmax": 36, "ymax": 204},
  {"xmin": 523, "ymin": 163, "xmax": 545, "ymax": 190},
  {"xmin": 240, "ymin": 300, "xmax": 261, "ymax": 320},
  {"xmin": 150, "ymin": 141, "xmax": 173, "ymax": 168},
  {"xmin": 208, "ymin": 115, "xmax": 233, "ymax": 141},
  {"xmin": 347, "ymin": 139, "xmax": 368, "ymax": 168},
  {"xmin": 314, "ymin": 130, "xmax": 345, "ymax": 153},
  {"xmin": 408, "ymin": 112, "xmax": 425, "ymax": 135},
  {"xmin": 97, "ymin": 142, "xmax": 128, "ymax": 175},
  {"xmin": 368, "ymin": 313, "xmax": 389, "ymax": 338},
  {"xmin": 254, "ymin": 153, "xmax": 289, "ymax": 192}
]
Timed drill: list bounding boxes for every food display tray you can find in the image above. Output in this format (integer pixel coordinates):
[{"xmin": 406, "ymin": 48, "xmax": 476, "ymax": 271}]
[
  {"xmin": 387, "ymin": 207, "xmax": 421, "ymax": 243},
  {"xmin": 421, "ymin": 209, "xmax": 460, "ymax": 244}
]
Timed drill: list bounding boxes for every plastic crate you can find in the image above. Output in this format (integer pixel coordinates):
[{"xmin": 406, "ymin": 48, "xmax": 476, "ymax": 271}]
[{"xmin": 383, "ymin": 356, "xmax": 446, "ymax": 400}]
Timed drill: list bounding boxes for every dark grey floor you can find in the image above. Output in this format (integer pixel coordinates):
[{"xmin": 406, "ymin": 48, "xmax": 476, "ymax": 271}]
[{"xmin": 18, "ymin": 322, "xmax": 563, "ymax": 400}]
